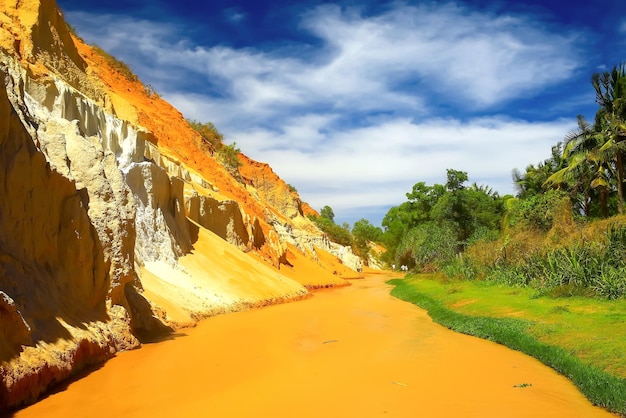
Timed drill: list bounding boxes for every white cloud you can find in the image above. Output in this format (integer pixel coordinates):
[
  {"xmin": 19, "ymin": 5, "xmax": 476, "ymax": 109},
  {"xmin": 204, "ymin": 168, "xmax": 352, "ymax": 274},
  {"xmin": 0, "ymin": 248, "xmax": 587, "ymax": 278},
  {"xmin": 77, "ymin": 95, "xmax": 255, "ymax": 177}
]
[
  {"xmin": 64, "ymin": 4, "xmax": 583, "ymax": 225},
  {"xmin": 300, "ymin": 4, "xmax": 580, "ymax": 108},
  {"xmin": 226, "ymin": 116, "xmax": 575, "ymax": 218},
  {"xmin": 68, "ymin": 3, "xmax": 581, "ymax": 119}
]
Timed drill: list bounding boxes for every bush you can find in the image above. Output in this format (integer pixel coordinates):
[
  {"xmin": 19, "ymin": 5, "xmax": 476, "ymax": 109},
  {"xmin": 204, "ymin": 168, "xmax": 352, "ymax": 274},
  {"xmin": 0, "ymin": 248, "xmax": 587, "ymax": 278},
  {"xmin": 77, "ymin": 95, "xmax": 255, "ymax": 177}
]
[
  {"xmin": 507, "ymin": 189, "xmax": 569, "ymax": 231},
  {"xmin": 308, "ymin": 215, "xmax": 353, "ymax": 247},
  {"xmin": 485, "ymin": 226, "xmax": 626, "ymax": 299},
  {"xmin": 218, "ymin": 142, "xmax": 242, "ymax": 172},
  {"xmin": 442, "ymin": 256, "xmax": 479, "ymax": 280},
  {"xmin": 592, "ymin": 266, "xmax": 626, "ymax": 299},
  {"xmin": 395, "ymin": 222, "xmax": 457, "ymax": 271},
  {"xmin": 352, "ymin": 218, "xmax": 382, "ymax": 261},
  {"xmin": 188, "ymin": 119, "xmax": 224, "ymax": 149}
]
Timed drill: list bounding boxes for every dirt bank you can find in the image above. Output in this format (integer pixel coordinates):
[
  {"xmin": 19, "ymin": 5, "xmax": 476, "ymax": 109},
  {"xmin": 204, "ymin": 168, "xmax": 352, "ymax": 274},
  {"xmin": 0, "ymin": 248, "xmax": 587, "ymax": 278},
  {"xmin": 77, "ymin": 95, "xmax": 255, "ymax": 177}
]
[{"xmin": 14, "ymin": 272, "xmax": 615, "ymax": 417}]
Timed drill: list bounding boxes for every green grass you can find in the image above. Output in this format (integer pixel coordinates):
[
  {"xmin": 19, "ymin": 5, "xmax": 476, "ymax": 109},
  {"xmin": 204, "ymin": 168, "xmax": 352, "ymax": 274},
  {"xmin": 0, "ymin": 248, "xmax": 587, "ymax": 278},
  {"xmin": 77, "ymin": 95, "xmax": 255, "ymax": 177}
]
[{"xmin": 388, "ymin": 274, "xmax": 626, "ymax": 416}]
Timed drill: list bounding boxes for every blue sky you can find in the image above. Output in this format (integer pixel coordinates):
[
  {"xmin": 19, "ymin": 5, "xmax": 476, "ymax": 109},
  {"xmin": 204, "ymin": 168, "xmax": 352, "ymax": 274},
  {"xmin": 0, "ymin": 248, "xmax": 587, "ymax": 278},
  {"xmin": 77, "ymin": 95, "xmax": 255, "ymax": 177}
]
[{"xmin": 57, "ymin": 0, "xmax": 626, "ymax": 226}]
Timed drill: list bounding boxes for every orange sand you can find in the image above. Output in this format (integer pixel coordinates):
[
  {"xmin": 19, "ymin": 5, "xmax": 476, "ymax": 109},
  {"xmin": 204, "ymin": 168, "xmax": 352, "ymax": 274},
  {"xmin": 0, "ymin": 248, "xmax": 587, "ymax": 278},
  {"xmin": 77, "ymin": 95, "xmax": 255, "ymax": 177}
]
[{"xmin": 15, "ymin": 272, "xmax": 615, "ymax": 417}]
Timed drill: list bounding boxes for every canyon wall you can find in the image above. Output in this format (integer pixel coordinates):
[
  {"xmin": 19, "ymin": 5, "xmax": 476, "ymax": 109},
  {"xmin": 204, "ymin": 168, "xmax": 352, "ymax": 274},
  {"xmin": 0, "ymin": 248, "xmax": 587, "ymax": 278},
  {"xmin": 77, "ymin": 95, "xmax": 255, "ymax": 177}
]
[{"xmin": 0, "ymin": 0, "xmax": 362, "ymax": 409}]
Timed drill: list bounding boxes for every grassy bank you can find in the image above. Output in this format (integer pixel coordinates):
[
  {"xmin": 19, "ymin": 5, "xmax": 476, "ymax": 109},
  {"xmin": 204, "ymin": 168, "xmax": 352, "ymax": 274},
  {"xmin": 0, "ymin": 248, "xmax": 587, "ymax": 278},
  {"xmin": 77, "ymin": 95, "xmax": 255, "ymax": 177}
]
[{"xmin": 388, "ymin": 274, "xmax": 626, "ymax": 416}]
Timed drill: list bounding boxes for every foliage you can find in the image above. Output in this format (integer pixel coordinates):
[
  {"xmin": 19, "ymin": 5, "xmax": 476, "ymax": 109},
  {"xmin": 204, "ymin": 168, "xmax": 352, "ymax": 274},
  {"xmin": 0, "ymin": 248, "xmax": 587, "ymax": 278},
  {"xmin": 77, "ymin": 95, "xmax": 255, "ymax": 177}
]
[
  {"xmin": 91, "ymin": 44, "xmax": 138, "ymax": 82},
  {"xmin": 486, "ymin": 226, "xmax": 626, "ymax": 299},
  {"xmin": 187, "ymin": 120, "xmax": 241, "ymax": 172},
  {"xmin": 591, "ymin": 63, "xmax": 626, "ymax": 214},
  {"xmin": 351, "ymin": 218, "xmax": 383, "ymax": 260},
  {"xmin": 320, "ymin": 205, "xmax": 335, "ymax": 223},
  {"xmin": 287, "ymin": 184, "xmax": 297, "ymax": 193},
  {"xmin": 381, "ymin": 169, "xmax": 505, "ymax": 268},
  {"xmin": 308, "ymin": 206, "xmax": 353, "ymax": 247},
  {"xmin": 187, "ymin": 119, "xmax": 224, "ymax": 149},
  {"xmin": 441, "ymin": 255, "xmax": 479, "ymax": 280},
  {"xmin": 539, "ymin": 63, "xmax": 626, "ymax": 218},
  {"xmin": 512, "ymin": 143, "xmax": 564, "ymax": 199},
  {"xmin": 395, "ymin": 222, "xmax": 458, "ymax": 272},
  {"xmin": 218, "ymin": 142, "xmax": 242, "ymax": 172},
  {"xmin": 506, "ymin": 189, "xmax": 570, "ymax": 231}
]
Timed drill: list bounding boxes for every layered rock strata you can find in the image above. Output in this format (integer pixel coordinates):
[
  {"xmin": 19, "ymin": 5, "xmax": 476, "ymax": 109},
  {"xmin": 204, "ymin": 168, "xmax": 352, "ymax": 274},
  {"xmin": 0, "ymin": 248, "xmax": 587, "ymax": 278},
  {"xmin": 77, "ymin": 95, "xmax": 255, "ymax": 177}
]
[{"xmin": 0, "ymin": 0, "xmax": 363, "ymax": 409}]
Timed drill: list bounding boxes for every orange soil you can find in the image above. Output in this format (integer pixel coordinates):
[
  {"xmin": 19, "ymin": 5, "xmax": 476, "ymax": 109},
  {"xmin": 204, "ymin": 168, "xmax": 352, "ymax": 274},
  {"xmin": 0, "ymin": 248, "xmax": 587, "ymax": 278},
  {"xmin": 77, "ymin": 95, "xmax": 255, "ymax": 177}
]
[
  {"xmin": 274, "ymin": 244, "xmax": 363, "ymax": 289},
  {"xmin": 272, "ymin": 244, "xmax": 347, "ymax": 288},
  {"xmin": 15, "ymin": 272, "xmax": 614, "ymax": 418}
]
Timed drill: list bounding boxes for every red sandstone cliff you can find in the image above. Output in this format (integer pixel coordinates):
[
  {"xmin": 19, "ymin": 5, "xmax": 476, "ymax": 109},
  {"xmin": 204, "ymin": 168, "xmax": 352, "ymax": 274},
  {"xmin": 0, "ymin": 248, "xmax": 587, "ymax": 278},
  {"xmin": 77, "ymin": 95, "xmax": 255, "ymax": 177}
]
[{"xmin": 0, "ymin": 0, "xmax": 362, "ymax": 409}]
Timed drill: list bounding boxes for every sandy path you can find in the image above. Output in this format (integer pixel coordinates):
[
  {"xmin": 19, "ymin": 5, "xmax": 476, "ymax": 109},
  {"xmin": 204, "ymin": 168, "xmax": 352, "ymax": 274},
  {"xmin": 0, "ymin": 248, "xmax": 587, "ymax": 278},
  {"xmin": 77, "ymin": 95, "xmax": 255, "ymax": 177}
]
[{"xmin": 15, "ymin": 272, "xmax": 614, "ymax": 417}]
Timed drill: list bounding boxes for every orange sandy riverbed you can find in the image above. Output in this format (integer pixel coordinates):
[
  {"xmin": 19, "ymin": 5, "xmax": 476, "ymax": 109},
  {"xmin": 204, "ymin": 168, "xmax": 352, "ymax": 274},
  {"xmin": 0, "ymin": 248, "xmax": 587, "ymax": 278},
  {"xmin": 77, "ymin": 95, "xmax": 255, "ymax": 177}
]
[{"xmin": 15, "ymin": 272, "xmax": 615, "ymax": 417}]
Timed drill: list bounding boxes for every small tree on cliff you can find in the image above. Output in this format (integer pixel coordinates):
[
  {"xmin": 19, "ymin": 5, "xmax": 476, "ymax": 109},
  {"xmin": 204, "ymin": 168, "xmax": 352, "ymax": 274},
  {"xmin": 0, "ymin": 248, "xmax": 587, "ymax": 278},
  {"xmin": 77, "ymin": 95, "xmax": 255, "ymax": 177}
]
[
  {"xmin": 308, "ymin": 205, "xmax": 352, "ymax": 247},
  {"xmin": 320, "ymin": 205, "xmax": 335, "ymax": 222},
  {"xmin": 218, "ymin": 142, "xmax": 242, "ymax": 173},
  {"xmin": 188, "ymin": 119, "xmax": 241, "ymax": 174},
  {"xmin": 187, "ymin": 119, "xmax": 224, "ymax": 149},
  {"xmin": 352, "ymin": 218, "xmax": 383, "ymax": 261}
]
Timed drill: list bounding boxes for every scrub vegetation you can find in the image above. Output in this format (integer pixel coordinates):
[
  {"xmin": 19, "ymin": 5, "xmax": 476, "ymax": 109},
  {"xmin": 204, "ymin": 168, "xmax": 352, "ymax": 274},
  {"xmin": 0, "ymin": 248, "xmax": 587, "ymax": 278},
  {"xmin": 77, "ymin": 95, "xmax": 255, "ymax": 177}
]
[
  {"xmin": 382, "ymin": 63, "xmax": 626, "ymax": 300},
  {"xmin": 187, "ymin": 119, "xmax": 242, "ymax": 173},
  {"xmin": 308, "ymin": 205, "xmax": 383, "ymax": 262}
]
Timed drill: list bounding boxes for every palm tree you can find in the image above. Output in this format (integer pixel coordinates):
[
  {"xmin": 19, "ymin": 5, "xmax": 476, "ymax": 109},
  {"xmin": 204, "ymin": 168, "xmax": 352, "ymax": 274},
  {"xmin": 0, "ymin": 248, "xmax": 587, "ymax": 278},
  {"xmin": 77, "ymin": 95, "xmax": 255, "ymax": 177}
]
[
  {"xmin": 470, "ymin": 182, "xmax": 499, "ymax": 199},
  {"xmin": 514, "ymin": 143, "xmax": 564, "ymax": 199},
  {"xmin": 545, "ymin": 115, "xmax": 612, "ymax": 217},
  {"xmin": 545, "ymin": 64, "xmax": 626, "ymax": 217},
  {"xmin": 591, "ymin": 63, "xmax": 626, "ymax": 213}
]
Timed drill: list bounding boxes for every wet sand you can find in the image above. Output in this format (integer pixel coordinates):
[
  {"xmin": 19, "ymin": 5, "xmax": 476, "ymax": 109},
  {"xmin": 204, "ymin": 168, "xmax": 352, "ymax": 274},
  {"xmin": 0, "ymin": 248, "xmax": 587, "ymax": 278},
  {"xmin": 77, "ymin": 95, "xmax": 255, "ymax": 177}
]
[{"xmin": 16, "ymin": 272, "xmax": 615, "ymax": 417}]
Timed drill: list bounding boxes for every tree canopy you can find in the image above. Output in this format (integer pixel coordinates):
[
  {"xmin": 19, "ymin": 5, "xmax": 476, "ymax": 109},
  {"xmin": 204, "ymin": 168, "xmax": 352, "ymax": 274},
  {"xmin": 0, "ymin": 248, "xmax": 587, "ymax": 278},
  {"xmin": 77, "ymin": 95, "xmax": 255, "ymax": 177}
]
[{"xmin": 381, "ymin": 169, "xmax": 506, "ymax": 269}]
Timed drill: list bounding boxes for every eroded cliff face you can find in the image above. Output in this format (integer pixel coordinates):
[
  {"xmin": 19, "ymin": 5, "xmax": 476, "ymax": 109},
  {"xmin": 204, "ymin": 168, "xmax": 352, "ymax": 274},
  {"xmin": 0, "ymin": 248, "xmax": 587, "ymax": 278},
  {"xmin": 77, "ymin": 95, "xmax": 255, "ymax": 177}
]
[
  {"xmin": 0, "ymin": 0, "xmax": 363, "ymax": 410},
  {"xmin": 0, "ymin": 55, "xmax": 139, "ymax": 408}
]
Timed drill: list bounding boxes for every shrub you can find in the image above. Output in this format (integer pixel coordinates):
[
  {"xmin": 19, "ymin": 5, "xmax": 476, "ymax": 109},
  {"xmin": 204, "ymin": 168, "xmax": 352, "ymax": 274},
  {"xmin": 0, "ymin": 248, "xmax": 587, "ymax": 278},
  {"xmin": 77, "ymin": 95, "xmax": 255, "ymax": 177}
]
[
  {"xmin": 308, "ymin": 214, "xmax": 353, "ymax": 247},
  {"xmin": 442, "ymin": 256, "xmax": 479, "ymax": 280},
  {"xmin": 507, "ymin": 189, "xmax": 569, "ymax": 231},
  {"xmin": 395, "ymin": 222, "xmax": 457, "ymax": 271},
  {"xmin": 187, "ymin": 119, "xmax": 224, "ymax": 149},
  {"xmin": 217, "ymin": 142, "xmax": 242, "ymax": 172},
  {"xmin": 485, "ymin": 226, "xmax": 626, "ymax": 299}
]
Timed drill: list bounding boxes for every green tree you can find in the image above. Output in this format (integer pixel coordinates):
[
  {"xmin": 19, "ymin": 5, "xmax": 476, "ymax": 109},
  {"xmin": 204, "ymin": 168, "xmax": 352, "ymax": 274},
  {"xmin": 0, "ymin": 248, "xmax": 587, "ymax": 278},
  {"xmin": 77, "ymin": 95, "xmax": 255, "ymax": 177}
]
[
  {"xmin": 380, "ymin": 205, "xmax": 408, "ymax": 262},
  {"xmin": 513, "ymin": 144, "xmax": 564, "ymax": 199},
  {"xmin": 382, "ymin": 169, "xmax": 505, "ymax": 262},
  {"xmin": 218, "ymin": 142, "xmax": 242, "ymax": 172},
  {"xmin": 546, "ymin": 116, "xmax": 611, "ymax": 217},
  {"xmin": 591, "ymin": 63, "xmax": 626, "ymax": 214},
  {"xmin": 320, "ymin": 205, "xmax": 335, "ymax": 222},
  {"xmin": 308, "ymin": 206, "xmax": 353, "ymax": 247},
  {"xmin": 404, "ymin": 182, "xmax": 446, "ymax": 226},
  {"xmin": 351, "ymin": 218, "xmax": 383, "ymax": 262},
  {"xmin": 352, "ymin": 218, "xmax": 382, "ymax": 247},
  {"xmin": 507, "ymin": 189, "xmax": 569, "ymax": 231},
  {"xmin": 187, "ymin": 119, "xmax": 224, "ymax": 148},
  {"xmin": 395, "ymin": 222, "xmax": 457, "ymax": 271},
  {"xmin": 445, "ymin": 169, "xmax": 468, "ymax": 192},
  {"xmin": 430, "ymin": 170, "xmax": 503, "ymax": 246}
]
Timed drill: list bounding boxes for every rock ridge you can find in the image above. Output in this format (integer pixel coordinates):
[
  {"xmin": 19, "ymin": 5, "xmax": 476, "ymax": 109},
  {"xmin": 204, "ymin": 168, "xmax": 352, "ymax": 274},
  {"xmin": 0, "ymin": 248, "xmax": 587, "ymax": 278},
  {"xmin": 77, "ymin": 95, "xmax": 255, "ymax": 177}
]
[{"xmin": 0, "ymin": 0, "xmax": 364, "ymax": 410}]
